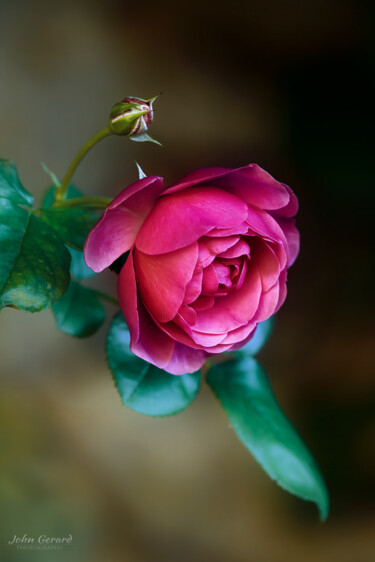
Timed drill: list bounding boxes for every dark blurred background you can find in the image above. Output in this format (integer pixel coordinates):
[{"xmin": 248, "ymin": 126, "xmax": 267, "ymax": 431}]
[{"xmin": 0, "ymin": 0, "xmax": 374, "ymax": 560}]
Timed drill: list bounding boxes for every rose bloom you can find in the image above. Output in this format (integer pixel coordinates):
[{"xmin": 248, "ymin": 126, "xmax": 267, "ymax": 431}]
[{"xmin": 84, "ymin": 165, "xmax": 299, "ymax": 374}]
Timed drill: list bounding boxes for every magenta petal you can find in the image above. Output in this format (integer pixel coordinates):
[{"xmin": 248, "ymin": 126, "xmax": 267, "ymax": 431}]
[
  {"xmin": 227, "ymin": 326, "xmax": 257, "ymax": 351},
  {"xmin": 191, "ymin": 296, "xmax": 215, "ymax": 311},
  {"xmin": 197, "ymin": 242, "xmax": 216, "ymax": 269},
  {"xmin": 194, "ymin": 266, "xmax": 262, "ymax": 333},
  {"xmin": 117, "ymin": 251, "xmax": 140, "ymax": 345},
  {"xmin": 204, "ymin": 164, "xmax": 290, "ymax": 211},
  {"xmin": 201, "ymin": 264, "xmax": 219, "ymax": 295},
  {"xmin": 246, "ymin": 206, "xmax": 287, "ymax": 245},
  {"xmin": 136, "ymin": 187, "xmax": 248, "ymax": 254},
  {"xmin": 163, "ymin": 167, "xmax": 234, "ymax": 194},
  {"xmin": 178, "ymin": 305, "xmax": 197, "ymax": 326},
  {"xmin": 274, "ymin": 270, "xmax": 287, "ymax": 312},
  {"xmin": 184, "ymin": 271, "xmax": 203, "ymax": 304},
  {"xmin": 84, "ymin": 207, "xmax": 144, "ymax": 273},
  {"xmin": 159, "ymin": 317, "xmax": 235, "ymax": 354},
  {"xmin": 163, "ymin": 165, "xmax": 290, "ymax": 214},
  {"xmin": 124, "ymin": 177, "xmax": 166, "ymax": 217},
  {"xmin": 276, "ymin": 218, "xmax": 300, "ymax": 266},
  {"xmin": 206, "ymin": 223, "xmax": 249, "ymax": 237},
  {"xmin": 118, "ymin": 255, "xmax": 175, "ymax": 367},
  {"xmin": 219, "ymin": 239, "xmax": 250, "ymax": 259},
  {"xmin": 202, "ymin": 235, "xmax": 240, "ymax": 255},
  {"xmin": 134, "ymin": 243, "xmax": 198, "ymax": 323},
  {"xmin": 253, "ymin": 282, "xmax": 280, "ymax": 323},
  {"xmin": 271, "ymin": 183, "xmax": 299, "ymax": 218},
  {"xmin": 221, "ymin": 320, "xmax": 257, "ymax": 345},
  {"xmin": 252, "ymin": 240, "xmax": 281, "ymax": 291},
  {"xmin": 109, "ymin": 176, "xmax": 164, "ymax": 211},
  {"xmin": 174, "ymin": 314, "xmax": 227, "ymax": 347},
  {"xmin": 164, "ymin": 343, "xmax": 207, "ymax": 375},
  {"xmin": 131, "ymin": 301, "xmax": 175, "ymax": 368}
]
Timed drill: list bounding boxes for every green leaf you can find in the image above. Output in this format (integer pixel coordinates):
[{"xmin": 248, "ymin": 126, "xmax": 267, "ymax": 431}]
[
  {"xmin": 207, "ymin": 357, "xmax": 329, "ymax": 520},
  {"xmin": 39, "ymin": 205, "xmax": 103, "ymax": 250},
  {"xmin": 0, "ymin": 159, "xmax": 34, "ymax": 206},
  {"xmin": 52, "ymin": 280, "xmax": 105, "ymax": 337},
  {"xmin": 68, "ymin": 247, "xmax": 96, "ymax": 279},
  {"xmin": 0, "ymin": 161, "xmax": 71, "ymax": 312},
  {"xmin": 237, "ymin": 317, "xmax": 274, "ymax": 356},
  {"xmin": 106, "ymin": 311, "xmax": 201, "ymax": 416},
  {"xmin": 41, "ymin": 185, "xmax": 97, "ymax": 278},
  {"xmin": 0, "ymin": 203, "xmax": 71, "ymax": 312}
]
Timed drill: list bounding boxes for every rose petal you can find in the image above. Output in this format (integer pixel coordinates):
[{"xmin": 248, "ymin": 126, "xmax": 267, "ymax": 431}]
[
  {"xmin": 84, "ymin": 207, "xmax": 144, "ymax": 273},
  {"xmin": 221, "ymin": 320, "xmax": 257, "ymax": 345},
  {"xmin": 274, "ymin": 270, "xmax": 288, "ymax": 312},
  {"xmin": 131, "ymin": 301, "xmax": 175, "ymax": 368},
  {"xmin": 191, "ymin": 296, "xmax": 215, "ymax": 311},
  {"xmin": 134, "ymin": 243, "xmax": 198, "ymax": 323},
  {"xmin": 174, "ymin": 314, "xmax": 228, "ymax": 347},
  {"xmin": 197, "ymin": 242, "xmax": 216, "ymax": 269},
  {"xmin": 109, "ymin": 176, "xmax": 164, "ymax": 211},
  {"xmin": 201, "ymin": 264, "xmax": 219, "ymax": 295},
  {"xmin": 270, "ymin": 183, "xmax": 299, "ymax": 218},
  {"xmin": 251, "ymin": 239, "xmax": 281, "ymax": 291},
  {"xmin": 276, "ymin": 218, "xmax": 300, "ymax": 266},
  {"xmin": 164, "ymin": 342, "xmax": 207, "ymax": 375},
  {"xmin": 164, "ymin": 165, "xmax": 291, "ymax": 211},
  {"xmin": 219, "ymin": 239, "xmax": 250, "ymax": 259},
  {"xmin": 206, "ymin": 223, "xmax": 250, "ymax": 237},
  {"xmin": 85, "ymin": 176, "xmax": 166, "ymax": 273},
  {"xmin": 202, "ymin": 235, "xmax": 240, "ymax": 255},
  {"xmin": 117, "ymin": 251, "xmax": 139, "ymax": 345},
  {"xmin": 136, "ymin": 187, "xmax": 248, "ymax": 254},
  {"xmin": 194, "ymin": 265, "xmax": 262, "ymax": 333},
  {"xmin": 178, "ymin": 305, "xmax": 197, "ymax": 326},
  {"xmin": 163, "ymin": 167, "xmax": 235, "ymax": 194},
  {"xmin": 205, "ymin": 165, "xmax": 290, "ymax": 211},
  {"xmin": 227, "ymin": 325, "xmax": 258, "ymax": 351},
  {"xmin": 184, "ymin": 271, "xmax": 203, "ymax": 304},
  {"xmin": 117, "ymin": 254, "xmax": 175, "ymax": 368},
  {"xmin": 252, "ymin": 281, "xmax": 280, "ymax": 323},
  {"xmin": 235, "ymin": 258, "xmax": 248, "ymax": 290}
]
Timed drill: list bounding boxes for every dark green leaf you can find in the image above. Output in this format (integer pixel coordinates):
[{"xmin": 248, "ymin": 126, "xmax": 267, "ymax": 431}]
[
  {"xmin": 68, "ymin": 247, "xmax": 96, "ymax": 279},
  {"xmin": 237, "ymin": 317, "xmax": 274, "ymax": 356},
  {"xmin": 107, "ymin": 311, "xmax": 201, "ymax": 416},
  {"xmin": 52, "ymin": 280, "xmax": 105, "ymax": 337},
  {"xmin": 207, "ymin": 357, "xmax": 329, "ymax": 520},
  {"xmin": 0, "ymin": 205, "xmax": 71, "ymax": 312},
  {"xmin": 42, "ymin": 185, "xmax": 97, "ymax": 278},
  {"xmin": 0, "ymin": 200, "xmax": 30, "ymax": 292},
  {"xmin": 40, "ymin": 185, "xmax": 103, "ymax": 249},
  {"xmin": 39, "ymin": 206, "xmax": 103, "ymax": 250},
  {"xmin": 0, "ymin": 159, "xmax": 34, "ymax": 206}
]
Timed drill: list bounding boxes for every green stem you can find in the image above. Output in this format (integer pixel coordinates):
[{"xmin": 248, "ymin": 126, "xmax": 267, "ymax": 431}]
[
  {"xmin": 51, "ymin": 196, "xmax": 112, "ymax": 209},
  {"xmin": 55, "ymin": 125, "xmax": 113, "ymax": 201}
]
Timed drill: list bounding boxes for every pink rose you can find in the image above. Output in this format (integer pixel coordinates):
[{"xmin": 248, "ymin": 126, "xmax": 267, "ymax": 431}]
[{"xmin": 84, "ymin": 165, "xmax": 299, "ymax": 375}]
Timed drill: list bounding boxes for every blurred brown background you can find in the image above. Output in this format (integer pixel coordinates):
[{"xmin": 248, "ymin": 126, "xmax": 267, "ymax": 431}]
[{"xmin": 1, "ymin": 0, "xmax": 374, "ymax": 560}]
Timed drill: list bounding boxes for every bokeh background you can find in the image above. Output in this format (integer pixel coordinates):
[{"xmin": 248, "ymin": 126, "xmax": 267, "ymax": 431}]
[{"xmin": 1, "ymin": 0, "xmax": 374, "ymax": 560}]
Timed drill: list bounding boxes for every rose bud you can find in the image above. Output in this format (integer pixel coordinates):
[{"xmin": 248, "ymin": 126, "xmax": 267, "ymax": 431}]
[
  {"xmin": 108, "ymin": 96, "xmax": 160, "ymax": 144},
  {"xmin": 84, "ymin": 165, "xmax": 300, "ymax": 375}
]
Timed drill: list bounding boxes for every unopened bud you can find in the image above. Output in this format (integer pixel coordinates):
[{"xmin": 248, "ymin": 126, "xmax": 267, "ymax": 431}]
[{"xmin": 108, "ymin": 96, "xmax": 160, "ymax": 144}]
